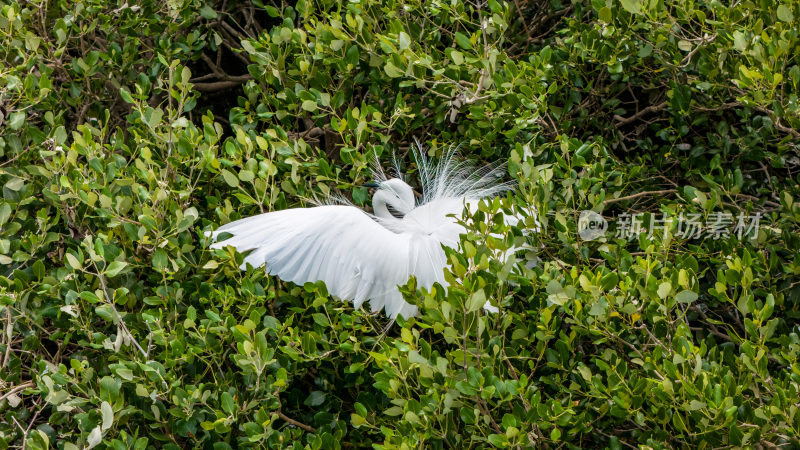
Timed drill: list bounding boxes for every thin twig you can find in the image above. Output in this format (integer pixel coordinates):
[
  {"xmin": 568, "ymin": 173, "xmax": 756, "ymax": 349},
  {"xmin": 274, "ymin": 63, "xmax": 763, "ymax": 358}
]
[
  {"xmin": 92, "ymin": 265, "xmax": 148, "ymax": 358},
  {"xmin": 613, "ymin": 102, "xmax": 667, "ymax": 126},
  {"xmin": 2, "ymin": 307, "xmax": 12, "ymax": 370},
  {"xmin": 603, "ymin": 189, "xmax": 677, "ymax": 205},
  {"xmin": 734, "ymin": 193, "xmax": 780, "ymax": 208},
  {"xmin": 192, "ymin": 79, "xmax": 252, "ymax": 92},
  {"xmin": 689, "ymin": 306, "xmax": 733, "ymax": 341},
  {"xmin": 22, "ymin": 400, "xmax": 43, "ymax": 449},
  {"xmin": 0, "ymin": 381, "xmax": 34, "ymax": 404},
  {"xmin": 476, "ymin": 396, "xmax": 504, "ymax": 434},
  {"xmin": 278, "ymin": 410, "xmax": 317, "ymax": 433},
  {"xmin": 145, "ymin": 321, "xmax": 153, "ymax": 359},
  {"xmin": 511, "ymin": 0, "xmax": 532, "ymax": 41}
]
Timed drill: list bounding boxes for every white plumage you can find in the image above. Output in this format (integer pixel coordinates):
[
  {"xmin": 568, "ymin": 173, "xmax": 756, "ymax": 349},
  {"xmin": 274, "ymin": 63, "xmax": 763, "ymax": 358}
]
[{"xmin": 207, "ymin": 149, "xmax": 532, "ymax": 319}]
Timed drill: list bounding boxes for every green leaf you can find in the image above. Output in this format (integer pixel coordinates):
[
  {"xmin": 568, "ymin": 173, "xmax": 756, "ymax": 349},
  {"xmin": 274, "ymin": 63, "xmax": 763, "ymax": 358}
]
[
  {"xmin": 241, "ymin": 39, "xmax": 256, "ymax": 54},
  {"xmin": 598, "ymin": 6, "xmax": 612, "ymax": 22},
  {"xmin": 620, "ymin": 0, "xmax": 642, "ymax": 14},
  {"xmin": 345, "ymin": 45, "xmax": 359, "ymax": 65},
  {"xmin": 312, "ymin": 313, "xmax": 329, "ymax": 326},
  {"xmin": 86, "ymin": 426, "xmax": 102, "ymax": 449},
  {"xmin": 4, "ymin": 177, "xmax": 24, "ymax": 191},
  {"xmin": 675, "ymin": 290, "xmax": 698, "ymax": 304},
  {"xmin": 466, "ymin": 289, "xmax": 487, "ymax": 312},
  {"xmin": 398, "ymin": 31, "xmax": 411, "ymax": 50},
  {"xmin": 450, "ymin": 50, "xmax": 464, "ymax": 65},
  {"xmin": 8, "ymin": 111, "xmax": 26, "ymax": 130},
  {"xmin": 677, "ymin": 40, "xmax": 692, "ymax": 51},
  {"xmin": 220, "ymin": 169, "xmax": 239, "ymax": 187},
  {"xmin": 733, "ymin": 31, "xmax": 747, "ymax": 51},
  {"xmin": 66, "ymin": 253, "xmax": 82, "ymax": 270},
  {"xmin": 577, "ymin": 365, "xmax": 592, "ymax": 382},
  {"xmin": 0, "ymin": 203, "xmax": 10, "ymax": 226},
  {"xmin": 301, "ymin": 100, "xmax": 318, "ymax": 112},
  {"xmin": 147, "ymin": 108, "xmax": 163, "ymax": 128},
  {"xmin": 264, "ymin": 5, "xmax": 279, "ymax": 17},
  {"xmin": 384, "ymin": 61, "xmax": 403, "ymax": 78},
  {"xmin": 180, "ymin": 66, "xmax": 192, "ymax": 84},
  {"xmin": 777, "ymin": 4, "xmax": 793, "ymax": 22},
  {"xmin": 113, "ymin": 367, "xmax": 134, "ymax": 381},
  {"xmin": 589, "ymin": 298, "xmax": 608, "ymax": 316},
  {"xmin": 32, "ymin": 260, "xmax": 45, "ymax": 279},
  {"xmin": 152, "ymin": 249, "xmax": 168, "ymax": 270},
  {"xmin": 95, "ymin": 304, "xmax": 115, "ymax": 321},
  {"xmin": 199, "ymin": 5, "xmax": 218, "ymax": 19},
  {"xmin": 601, "ymin": 272, "xmax": 618, "ymax": 291},
  {"xmin": 657, "ymin": 281, "xmax": 672, "ymax": 299},
  {"xmin": 351, "ymin": 413, "xmax": 366, "ymax": 427},
  {"xmin": 221, "ymin": 392, "xmax": 235, "ymax": 414},
  {"xmin": 238, "ymin": 170, "xmax": 255, "ymax": 182},
  {"xmin": 488, "ymin": 434, "xmax": 508, "ymax": 446},
  {"xmin": 384, "ymin": 406, "xmax": 403, "ymax": 416},
  {"xmin": 101, "ymin": 401, "xmax": 114, "ymax": 431},
  {"xmin": 306, "ymin": 391, "xmax": 326, "ymax": 406},
  {"xmin": 81, "ymin": 291, "xmax": 101, "ymax": 303},
  {"xmin": 689, "ymin": 400, "xmax": 707, "ymax": 410},
  {"xmin": 454, "ymin": 32, "xmax": 472, "ymax": 50},
  {"xmin": 105, "ymin": 261, "xmax": 128, "ymax": 278}
]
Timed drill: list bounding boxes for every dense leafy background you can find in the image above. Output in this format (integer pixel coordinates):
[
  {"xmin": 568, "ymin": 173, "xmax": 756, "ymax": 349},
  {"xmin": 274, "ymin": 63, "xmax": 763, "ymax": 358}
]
[{"xmin": 1, "ymin": 0, "xmax": 799, "ymax": 448}]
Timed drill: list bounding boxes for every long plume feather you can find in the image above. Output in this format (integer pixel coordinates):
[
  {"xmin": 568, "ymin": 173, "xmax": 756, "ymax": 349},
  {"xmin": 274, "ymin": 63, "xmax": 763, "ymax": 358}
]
[
  {"xmin": 411, "ymin": 143, "xmax": 514, "ymax": 205},
  {"xmin": 314, "ymin": 143, "xmax": 512, "ymax": 213}
]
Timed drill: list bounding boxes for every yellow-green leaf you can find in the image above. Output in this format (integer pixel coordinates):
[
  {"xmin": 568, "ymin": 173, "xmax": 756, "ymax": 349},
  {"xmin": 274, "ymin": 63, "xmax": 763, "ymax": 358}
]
[
  {"xmin": 620, "ymin": 0, "xmax": 641, "ymax": 14},
  {"xmin": 777, "ymin": 4, "xmax": 793, "ymax": 22}
]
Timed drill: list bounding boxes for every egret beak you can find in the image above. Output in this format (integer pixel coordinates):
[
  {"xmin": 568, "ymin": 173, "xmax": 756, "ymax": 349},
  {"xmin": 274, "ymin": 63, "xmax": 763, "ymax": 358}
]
[{"xmin": 362, "ymin": 182, "xmax": 380, "ymax": 188}]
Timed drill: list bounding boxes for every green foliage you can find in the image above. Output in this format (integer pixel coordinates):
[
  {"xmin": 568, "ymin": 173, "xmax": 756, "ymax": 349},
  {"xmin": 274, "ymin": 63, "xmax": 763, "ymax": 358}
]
[{"xmin": 1, "ymin": 0, "xmax": 800, "ymax": 448}]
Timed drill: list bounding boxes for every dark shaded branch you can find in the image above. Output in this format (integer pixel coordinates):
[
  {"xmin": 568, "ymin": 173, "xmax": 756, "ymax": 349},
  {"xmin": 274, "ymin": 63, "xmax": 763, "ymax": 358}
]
[
  {"xmin": 603, "ymin": 189, "xmax": 677, "ymax": 205},
  {"xmin": 192, "ymin": 78, "xmax": 251, "ymax": 92},
  {"xmin": 613, "ymin": 102, "xmax": 668, "ymax": 126},
  {"xmin": 278, "ymin": 410, "xmax": 317, "ymax": 433}
]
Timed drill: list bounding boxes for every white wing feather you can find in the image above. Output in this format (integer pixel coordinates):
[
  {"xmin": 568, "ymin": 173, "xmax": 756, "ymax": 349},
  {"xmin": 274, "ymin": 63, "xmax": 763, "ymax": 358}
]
[
  {"xmin": 208, "ymin": 205, "xmax": 458, "ymax": 319},
  {"xmin": 208, "ymin": 146, "xmax": 536, "ymax": 318}
]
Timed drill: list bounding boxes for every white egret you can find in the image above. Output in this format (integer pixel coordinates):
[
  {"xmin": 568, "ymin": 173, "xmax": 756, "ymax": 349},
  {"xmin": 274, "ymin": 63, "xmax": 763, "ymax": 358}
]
[{"xmin": 207, "ymin": 149, "xmax": 534, "ymax": 319}]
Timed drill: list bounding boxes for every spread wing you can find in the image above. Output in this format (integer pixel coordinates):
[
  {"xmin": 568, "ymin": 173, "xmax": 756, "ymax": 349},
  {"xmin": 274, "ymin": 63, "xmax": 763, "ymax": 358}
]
[{"xmin": 208, "ymin": 205, "xmax": 450, "ymax": 319}]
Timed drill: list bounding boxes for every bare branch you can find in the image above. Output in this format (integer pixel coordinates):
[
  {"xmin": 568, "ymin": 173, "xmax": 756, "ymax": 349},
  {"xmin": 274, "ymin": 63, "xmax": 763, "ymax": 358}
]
[
  {"xmin": 613, "ymin": 102, "xmax": 668, "ymax": 126},
  {"xmin": 0, "ymin": 381, "xmax": 34, "ymax": 404},
  {"xmin": 278, "ymin": 410, "xmax": 317, "ymax": 433},
  {"xmin": 192, "ymin": 78, "xmax": 252, "ymax": 92},
  {"xmin": 603, "ymin": 189, "xmax": 677, "ymax": 205}
]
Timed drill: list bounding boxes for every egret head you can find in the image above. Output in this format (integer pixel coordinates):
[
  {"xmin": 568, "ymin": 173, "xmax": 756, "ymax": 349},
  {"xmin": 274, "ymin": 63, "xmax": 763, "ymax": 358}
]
[{"xmin": 366, "ymin": 178, "xmax": 416, "ymax": 220}]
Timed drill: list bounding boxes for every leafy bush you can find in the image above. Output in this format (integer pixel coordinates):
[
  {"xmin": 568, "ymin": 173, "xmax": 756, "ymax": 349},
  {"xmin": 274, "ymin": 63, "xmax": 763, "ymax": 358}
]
[{"xmin": 1, "ymin": 0, "xmax": 799, "ymax": 448}]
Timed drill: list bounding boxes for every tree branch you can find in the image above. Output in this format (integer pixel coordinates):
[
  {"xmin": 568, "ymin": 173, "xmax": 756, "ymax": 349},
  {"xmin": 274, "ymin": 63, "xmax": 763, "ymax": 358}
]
[
  {"xmin": 0, "ymin": 381, "xmax": 34, "ymax": 404},
  {"xmin": 603, "ymin": 189, "xmax": 677, "ymax": 205},
  {"xmin": 613, "ymin": 102, "xmax": 667, "ymax": 126},
  {"xmin": 2, "ymin": 307, "xmax": 12, "ymax": 370},
  {"xmin": 192, "ymin": 79, "xmax": 252, "ymax": 92},
  {"xmin": 278, "ymin": 410, "xmax": 317, "ymax": 433}
]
